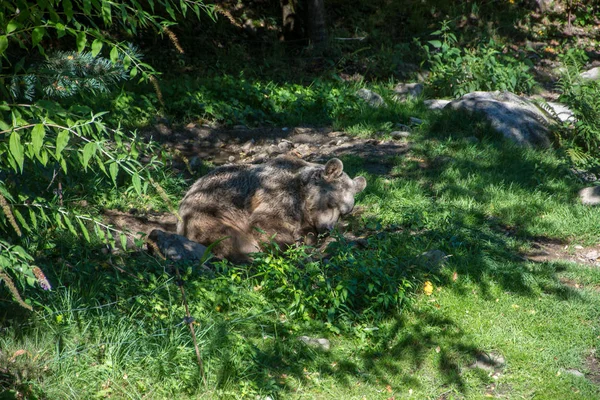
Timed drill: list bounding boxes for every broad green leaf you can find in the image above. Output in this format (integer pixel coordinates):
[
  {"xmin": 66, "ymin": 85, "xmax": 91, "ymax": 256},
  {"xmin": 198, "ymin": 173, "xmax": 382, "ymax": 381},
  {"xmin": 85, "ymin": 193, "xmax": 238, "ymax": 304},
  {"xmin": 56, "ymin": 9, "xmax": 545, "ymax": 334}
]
[
  {"xmin": 76, "ymin": 31, "xmax": 87, "ymax": 53},
  {"xmin": 0, "ymin": 36, "xmax": 8, "ymax": 56},
  {"xmin": 0, "ymin": 118, "xmax": 10, "ymax": 130},
  {"xmin": 82, "ymin": 141, "xmax": 97, "ymax": 169},
  {"xmin": 428, "ymin": 40, "xmax": 442, "ymax": 48},
  {"xmin": 120, "ymin": 233, "xmax": 128, "ymax": 251},
  {"xmin": 31, "ymin": 124, "xmax": 45, "ymax": 157},
  {"xmin": 91, "ymin": 39, "xmax": 103, "ymax": 57},
  {"xmin": 9, "ymin": 131, "xmax": 24, "ymax": 172},
  {"xmin": 7, "ymin": 21, "xmax": 20, "ymax": 34},
  {"xmin": 13, "ymin": 209, "xmax": 30, "ymax": 232},
  {"xmin": 109, "ymin": 46, "xmax": 119, "ymax": 63},
  {"xmin": 32, "ymin": 27, "xmax": 46, "ymax": 47},
  {"xmin": 63, "ymin": 0, "xmax": 74, "ymax": 21},
  {"xmin": 102, "ymin": 0, "xmax": 112, "ymax": 24},
  {"xmin": 123, "ymin": 55, "xmax": 131, "ymax": 69},
  {"xmin": 29, "ymin": 209, "xmax": 38, "ymax": 229},
  {"xmin": 130, "ymin": 67, "xmax": 138, "ymax": 78},
  {"xmin": 77, "ymin": 218, "xmax": 90, "ymax": 242},
  {"xmin": 55, "ymin": 130, "xmax": 70, "ymax": 159},
  {"xmin": 63, "ymin": 214, "xmax": 78, "ymax": 236},
  {"xmin": 109, "ymin": 162, "xmax": 118, "ymax": 185},
  {"xmin": 54, "ymin": 212, "xmax": 64, "ymax": 229},
  {"xmin": 56, "ymin": 23, "xmax": 66, "ymax": 38},
  {"xmin": 132, "ymin": 173, "xmax": 142, "ymax": 195}
]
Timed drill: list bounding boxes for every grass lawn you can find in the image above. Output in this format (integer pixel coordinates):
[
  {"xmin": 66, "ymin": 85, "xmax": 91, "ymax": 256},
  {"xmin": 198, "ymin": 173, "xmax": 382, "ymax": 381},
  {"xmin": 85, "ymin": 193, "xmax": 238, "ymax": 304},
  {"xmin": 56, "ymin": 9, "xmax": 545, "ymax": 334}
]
[{"xmin": 2, "ymin": 101, "xmax": 600, "ymax": 399}]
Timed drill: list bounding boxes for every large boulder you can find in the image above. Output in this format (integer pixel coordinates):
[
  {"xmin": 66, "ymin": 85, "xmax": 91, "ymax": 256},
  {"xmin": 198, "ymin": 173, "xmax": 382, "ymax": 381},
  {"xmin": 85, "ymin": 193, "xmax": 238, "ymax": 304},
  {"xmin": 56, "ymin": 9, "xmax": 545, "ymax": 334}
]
[{"xmin": 445, "ymin": 91, "xmax": 556, "ymax": 147}]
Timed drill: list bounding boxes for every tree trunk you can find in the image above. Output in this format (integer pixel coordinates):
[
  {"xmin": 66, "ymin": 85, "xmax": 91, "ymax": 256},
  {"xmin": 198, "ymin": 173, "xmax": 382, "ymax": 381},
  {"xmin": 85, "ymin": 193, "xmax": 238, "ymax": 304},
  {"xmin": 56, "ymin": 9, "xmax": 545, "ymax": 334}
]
[
  {"xmin": 307, "ymin": 0, "xmax": 327, "ymax": 49},
  {"xmin": 280, "ymin": 0, "xmax": 303, "ymax": 42}
]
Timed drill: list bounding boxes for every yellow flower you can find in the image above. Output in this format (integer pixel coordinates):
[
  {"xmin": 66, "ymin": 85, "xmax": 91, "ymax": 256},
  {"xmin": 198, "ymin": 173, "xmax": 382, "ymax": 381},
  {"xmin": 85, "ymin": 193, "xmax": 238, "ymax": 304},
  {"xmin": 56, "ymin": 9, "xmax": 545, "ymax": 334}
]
[{"xmin": 424, "ymin": 281, "xmax": 434, "ymax": 296}]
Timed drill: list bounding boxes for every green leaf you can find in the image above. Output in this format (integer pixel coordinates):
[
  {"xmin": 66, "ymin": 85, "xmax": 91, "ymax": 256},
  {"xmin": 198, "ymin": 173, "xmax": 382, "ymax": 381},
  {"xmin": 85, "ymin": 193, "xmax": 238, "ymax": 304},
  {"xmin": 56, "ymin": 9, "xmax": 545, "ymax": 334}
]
[
  {"xmin": 0, "ymin": 36, "xmax": 8, "ymax": 56},
  {"xmin": 132, "ymin": 173, "xmax": 142, "ymax": 195},
  {"xmin": 130, "ymin": 67, "xmax": 138, "ymax": 78},
  {"xmin": 82, "ymin": 141, "xmax": 97, "ymax": 170},
  {"xmin": 109, "ymin": 162, "xmax": 119, "ymax": 185},
  {"xmin": 428, "ymin": 40, "xmax": 442, "ymax": 49},
  {"xmin": 13, "ymin": 209, "xmax": 30, "ymax": 232},
  {"xmin": 102, "ymin": 0, "xmax": 112, "ymax": 24},
  {"xmin": 63, "ymin": 214, "xmax": 78, "ymax": 236},
  {"xmin": 123, "ymin": 55, "xmax": 131, "ymax": 69},
  {"xmin": 32, "ymin": 27, "xmax": 46, "ymax": 47},
  {"xmin": 77, "ymin": 218, "xmax": 90, "ymax": 242},
  {"xmin": 9, "ymin": 131, "xmax": 24, "ymax": 173},
  {"xmin": 91, "ymin": 39, "xmax": 103, "ymax": 57},
  {"xmin": 7, "ymin": 21, "xmax": 20, "ymax": 34},
  {"xmin": 63, "ymin": 0, "xmax": 74, "ymax": 21},
  {"xmin": 76, "ymin": 31, "xmax": 86, "ymax": 53},
  {"xmin": 31, "ymin": 124, "xmax": 45, "ymax": 157},
  {"xmin": 55, "ymin": 130, "xmax": 70, "ymax": 159},
  {"xmin": 120, "ymin": 233, "xmax": 128, "ymax": 251},
  {"xmin": 109, "ymin": 46, "xmax": 119, "ymax": 63}
]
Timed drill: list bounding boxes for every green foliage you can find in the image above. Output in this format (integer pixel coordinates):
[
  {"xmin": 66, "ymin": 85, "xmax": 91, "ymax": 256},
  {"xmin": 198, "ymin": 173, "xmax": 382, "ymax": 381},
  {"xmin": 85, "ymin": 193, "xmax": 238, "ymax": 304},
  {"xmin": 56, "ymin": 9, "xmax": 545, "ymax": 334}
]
[
  {"xmin": 555, "ymin": 49, "xmax": 600, "ymax": 168},
  {"xmin": 0, "ymin": 0, "xmax": 212, "ymax": 308},
  {"xmin": 249, "ymin": 239, "xmax": 412, "ymax": 329},
  {"xmin": 419, "ymin": 22, "xmax": 536, "ymax": 98}
]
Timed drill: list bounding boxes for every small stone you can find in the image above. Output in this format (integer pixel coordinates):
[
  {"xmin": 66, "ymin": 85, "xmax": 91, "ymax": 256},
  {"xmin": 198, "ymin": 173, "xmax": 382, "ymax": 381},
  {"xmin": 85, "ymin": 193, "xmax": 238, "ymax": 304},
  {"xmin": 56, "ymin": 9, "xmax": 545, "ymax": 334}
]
[
  {"xmin": 298, "ymin": 336, "xmax": 331, "ymax": 351},
  {"xmin": 241, "ymin": 139, "xmax": 255, "ymax": 152},
  {"xmin": 579, "ymin": 186, "xmax": 600, "ymax": 206},
  {"xmin": 393, "ymin": 82, "xmax": 424, "ymax": 101},
  {"xmin": 575, "ymin": 245, "xmax": 584, "ymax": 249},
  {"xmin": 233, "ymin": 125, "xmax": 247, "ymax": 130},
  {"xmin": 356, "ymin": 88, "xmax": 386, "ymax": 108},
  {"xmin": 390, "ymin": 131, "xmax": 411, "ymax": 140},
  {"xmin": 278, "ymin": 141, "xmax": 292, "ymax": 152},
  {"xmin": 409, "ymin": 117, "xmax": 423, "ymax": 125},
  {"xmin": 228, "ymin": 156, "xmax": 235, "ymax": 163},
  {"xmin": 586, "ymin": 250, "xmax": 599, "ymax": 261},
  {"xmin": 564, "ymin": 369, "xmax": 585, "ymax": 378}
]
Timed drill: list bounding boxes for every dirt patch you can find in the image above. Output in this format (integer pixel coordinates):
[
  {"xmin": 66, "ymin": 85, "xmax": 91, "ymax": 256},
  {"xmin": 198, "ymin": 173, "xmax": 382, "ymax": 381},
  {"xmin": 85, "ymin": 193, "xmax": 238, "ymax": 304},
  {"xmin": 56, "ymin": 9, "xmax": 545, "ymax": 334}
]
[
  {"xmin": 524, "ymin": 239, "xmax": 600, "ymax": 266},
  {"xmin": 145, "ymin": 124, "xmax": 409, "ymax": 173},
  {"xmin": 586, "ymin": 350, "xmax": 600, "ymax": 385}
]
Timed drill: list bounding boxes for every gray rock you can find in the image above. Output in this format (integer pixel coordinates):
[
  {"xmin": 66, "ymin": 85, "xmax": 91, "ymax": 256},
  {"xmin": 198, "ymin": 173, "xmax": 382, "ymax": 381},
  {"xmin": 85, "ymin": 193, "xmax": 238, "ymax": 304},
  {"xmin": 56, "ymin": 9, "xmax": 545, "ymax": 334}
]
[
  {"xmin": 424, "ymin": 99, "xmax": 451, "ymax": 110},
  {"xmin": 241, "ymin": 139, "xmax": 255, "ymax": 152},
  {"xmin": 581, "ymin": 67, "xmax": 600, "ymax": 81},
  {"xmin": 409, "ymin": 117, "xmax": 423, "ymax": 125},
  {"xmin": 356, "ymin": 88, "xmax": 386, "ymax": 108},
  {"xmin": 445, "ymin": 91, "xmax": 555, "ymax": 147},
  {"xmin": 579, "ymin": 186, "xmax": 600, "ymax": 206},
  {"xmin": 395, "ymin": 123, "xmax": 411, "ymax": 130},
  {"xmin": 563, "ymin": 369, "xmax": 585, "ymax": 378},
  {"xmin": 545, "ymin": 101, "xmax": 575, "ymax": 122},
  {"xmin": 586, "ymin": 250, "xmax": 599, "ymax": 261},
  {"xmin": 470, "ymin": 352, "xmax": 505, "ymax": 371},
  {"xmin": 148, "ymin": 229, "xmax": 207, "ymax": 263},
  {"xmin": 298, "ymin": 336, "xmax": 331, "ymax": 351},
  {"xmin": 418, "ymin": 249, "xmax": 449, "ymax": 270},
  {"xmin": 393, "ymin": 82, "xmax": 424, "ymax": 101},
  {"xmin": 390, "ymin": 131, "xmax": 411, "ymax": 140},
  {"xmin": 277, "ymin": 140, "xmax": 293, "ymax": 152}
]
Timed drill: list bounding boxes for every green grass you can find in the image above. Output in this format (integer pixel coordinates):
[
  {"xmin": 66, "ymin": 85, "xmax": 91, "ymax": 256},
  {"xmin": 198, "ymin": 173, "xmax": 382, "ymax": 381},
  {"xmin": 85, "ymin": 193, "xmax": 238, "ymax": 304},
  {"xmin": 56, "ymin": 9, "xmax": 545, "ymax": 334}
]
[{"xmin": 3, "ymin": 90, "xmax": 600, "ymax": 399}]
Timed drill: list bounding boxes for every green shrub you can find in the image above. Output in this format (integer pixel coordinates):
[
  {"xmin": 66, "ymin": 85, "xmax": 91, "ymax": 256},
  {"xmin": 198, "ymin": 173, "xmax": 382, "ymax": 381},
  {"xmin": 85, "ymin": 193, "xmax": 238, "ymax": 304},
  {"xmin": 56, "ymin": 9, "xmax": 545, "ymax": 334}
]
[
  {"xmin": 419, "ymin": 22, "xmax": 536, "ymax": 98},
  {"xmin": 555, "ymin": 49, "xmax": 600, "ymax": 168}
]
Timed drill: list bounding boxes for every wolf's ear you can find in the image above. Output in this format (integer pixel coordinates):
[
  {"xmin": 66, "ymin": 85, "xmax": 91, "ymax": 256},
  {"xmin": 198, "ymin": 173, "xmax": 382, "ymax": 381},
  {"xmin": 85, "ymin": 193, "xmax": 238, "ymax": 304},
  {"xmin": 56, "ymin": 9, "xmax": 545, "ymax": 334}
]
[
  {"xmin": 353, "ymin": 176, "xmax": 367, "ymax": 193},
  {"xmin": 324, "ymin": 158, "xmax": 344, "ymax": 180}
]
